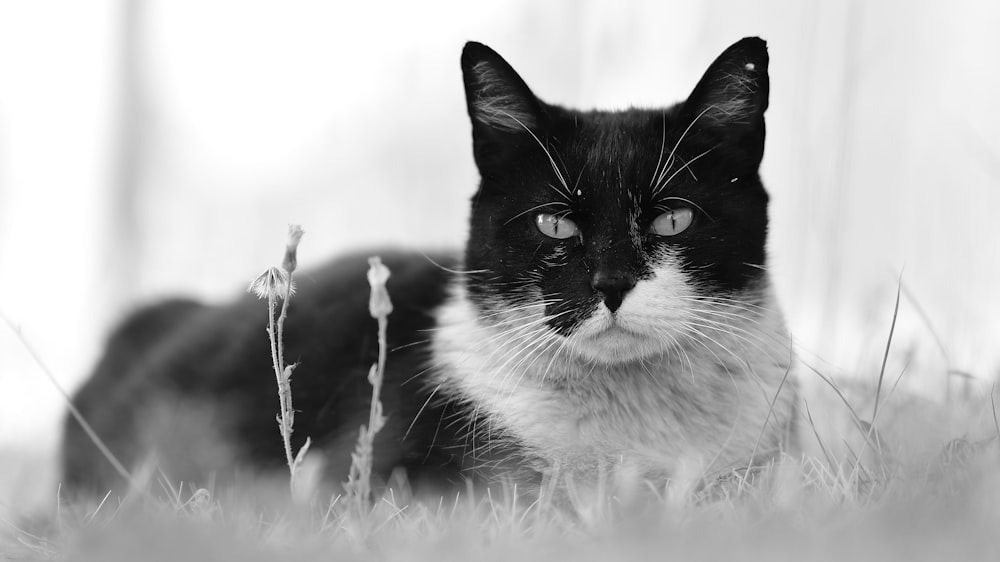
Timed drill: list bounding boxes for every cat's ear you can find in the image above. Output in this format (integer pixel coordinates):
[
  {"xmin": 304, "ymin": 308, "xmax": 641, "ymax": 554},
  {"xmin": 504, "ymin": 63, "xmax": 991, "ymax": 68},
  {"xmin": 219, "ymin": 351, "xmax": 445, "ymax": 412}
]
[
  {"xmin": 682, "ymin": 37, "xmax": 769, "ymax": 156},
  {"xmin": 461, "ymin": 42, "xmax": 546, "ymax": 161}
]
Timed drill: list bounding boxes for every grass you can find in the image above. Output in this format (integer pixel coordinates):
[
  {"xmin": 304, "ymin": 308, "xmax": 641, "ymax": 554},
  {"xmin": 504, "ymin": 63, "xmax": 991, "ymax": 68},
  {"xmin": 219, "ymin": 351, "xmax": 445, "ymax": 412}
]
[
  {"xmin": 2, "ymin": 240, "xmax": 999, "ymax": 560},
  {"xmin": 4, "ymin": 442, "xmax": 998, "ymax": 561}
]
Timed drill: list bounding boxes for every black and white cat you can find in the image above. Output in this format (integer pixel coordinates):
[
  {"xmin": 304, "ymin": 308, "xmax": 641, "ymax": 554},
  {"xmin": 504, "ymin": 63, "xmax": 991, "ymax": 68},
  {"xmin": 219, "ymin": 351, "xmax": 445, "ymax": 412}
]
[{"xmin": 62, "ymin": 38, "xmax": 797, "ymax": 495}]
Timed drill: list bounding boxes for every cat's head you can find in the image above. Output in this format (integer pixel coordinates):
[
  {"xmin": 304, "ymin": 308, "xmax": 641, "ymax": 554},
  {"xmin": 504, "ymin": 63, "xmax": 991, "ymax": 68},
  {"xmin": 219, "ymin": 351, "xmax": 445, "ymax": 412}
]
[{"xmin": 460, "ymin": 39, "xmax": 773, "ymax": 365}]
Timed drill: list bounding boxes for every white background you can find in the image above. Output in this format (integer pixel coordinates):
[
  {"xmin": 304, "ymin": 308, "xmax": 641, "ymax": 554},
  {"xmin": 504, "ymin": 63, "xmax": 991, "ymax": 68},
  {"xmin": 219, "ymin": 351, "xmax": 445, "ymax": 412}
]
[{"xmin": 1, "ymin": 0, "xmax": 998, "ymax": 511}]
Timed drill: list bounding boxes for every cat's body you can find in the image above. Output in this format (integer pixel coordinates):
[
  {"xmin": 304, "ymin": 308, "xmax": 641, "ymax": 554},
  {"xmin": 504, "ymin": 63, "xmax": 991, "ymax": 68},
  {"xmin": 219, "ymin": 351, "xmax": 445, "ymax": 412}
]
[
  {"xmin": 63, "ymin": 38, "xmax": 797, "ymax": 496},
  {"xmin": 63, "ymin": 252, "xmax": 475, "ymax": 493}
]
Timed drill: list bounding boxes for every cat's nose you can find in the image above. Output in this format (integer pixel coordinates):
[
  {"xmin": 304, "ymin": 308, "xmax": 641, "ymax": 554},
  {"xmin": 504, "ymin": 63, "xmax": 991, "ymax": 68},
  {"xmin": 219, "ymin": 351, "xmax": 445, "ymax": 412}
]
[{"xmin": 592, "ymin": 271, "xmax": 636, "ymax": 313}]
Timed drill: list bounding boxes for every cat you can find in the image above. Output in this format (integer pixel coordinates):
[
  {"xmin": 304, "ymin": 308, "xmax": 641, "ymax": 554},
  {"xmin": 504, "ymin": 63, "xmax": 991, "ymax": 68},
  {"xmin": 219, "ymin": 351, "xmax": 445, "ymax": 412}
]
[{"xmin": 62, "ymin": 37, "xmax": 797, "ymax": 497}]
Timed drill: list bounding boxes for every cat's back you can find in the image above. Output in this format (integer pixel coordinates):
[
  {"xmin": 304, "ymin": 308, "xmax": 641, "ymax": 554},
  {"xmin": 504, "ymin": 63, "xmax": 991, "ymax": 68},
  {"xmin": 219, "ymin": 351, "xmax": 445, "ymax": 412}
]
[{"xmin": 62, "ymin": 250, "xmax": 459, "ymax": 494}]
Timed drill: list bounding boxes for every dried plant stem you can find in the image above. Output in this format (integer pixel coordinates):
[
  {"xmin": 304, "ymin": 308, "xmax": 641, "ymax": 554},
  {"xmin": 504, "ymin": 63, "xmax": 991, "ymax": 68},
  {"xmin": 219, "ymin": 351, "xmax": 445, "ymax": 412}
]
[
  {"xmin": 249, "ymin": 224, "xmax": 309, "ymax": 494},
  {"xmin": 344, "ymin": 257, "xmax": 392, "ymax": 513},
  {"xmin": 374, "ymin": 313, "xmax": 388, "ymax": 426},
  {"xmin": 266, "ymin": 289, "xmax": 297, "ymax": 475}
]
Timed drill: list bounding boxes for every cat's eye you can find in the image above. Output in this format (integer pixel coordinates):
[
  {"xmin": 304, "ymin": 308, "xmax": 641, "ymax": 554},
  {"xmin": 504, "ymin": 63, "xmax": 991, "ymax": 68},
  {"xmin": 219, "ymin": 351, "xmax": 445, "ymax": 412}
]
[
  {"xmin": 650, "ymin": 208, "xmax": 693, "ymax": 236},
  {"xmin": 535, "ymin": 213, "xmax": 579, "ymax": 240}
]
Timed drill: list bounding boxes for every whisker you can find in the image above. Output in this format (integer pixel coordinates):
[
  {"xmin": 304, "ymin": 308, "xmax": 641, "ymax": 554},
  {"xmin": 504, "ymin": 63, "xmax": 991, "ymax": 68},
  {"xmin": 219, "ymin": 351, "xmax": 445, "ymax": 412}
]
[
  {"xmin": 504, "ymin": 201, "xmax": 570, "ymax": 226},
  {"xmin": 404, "ymin": 383, "xmax": 443, "ymax": 441},
  {"xmin": 653, "ymin": 147, "xmax": 714, "ymax": 197},
  {"xmin": 497, "ymin": 110, "xmax": 573, "ymax": 200},
  {"xmin": 649, "ymin": 111, "xmax": 669, "ymax": 191},
  {"xmin": 653, "ymin": 104, "xmax": 715, "ymax": 190},
  {"xmin": 418, "ymin": 252, "xmax": 489, "ymax": 275},
  {"xmin": 654, "ymin": 197, "xmax": 714, "ymax": 222}
]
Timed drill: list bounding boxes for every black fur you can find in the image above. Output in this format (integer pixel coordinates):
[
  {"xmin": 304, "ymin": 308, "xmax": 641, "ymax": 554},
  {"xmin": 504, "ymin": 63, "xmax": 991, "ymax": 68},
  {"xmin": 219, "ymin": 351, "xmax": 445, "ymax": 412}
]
[
  {"xmin": 63, "ymin": 252, "xmax": 473, "ymax": 493},
  {"xmin": 62, "ymin": 38, "xmax": 774, "ymax": 495}
]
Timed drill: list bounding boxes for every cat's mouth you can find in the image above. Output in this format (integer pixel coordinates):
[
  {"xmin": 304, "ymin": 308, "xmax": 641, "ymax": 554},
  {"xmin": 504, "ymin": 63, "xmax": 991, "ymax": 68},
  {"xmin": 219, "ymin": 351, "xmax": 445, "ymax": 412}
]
[
  {"xmin": 602, "ymin": 321, "xmax": 645, "ymax": 338},
  {"xmin": 588, "ymin": 325, "xmax": 643, "ymax": 346},
  {"xmin": 581, "ymin": 308, "xmax": 643, "ymax": 339},
  {"xmin": 566, "ymin": 310, "xmax": 660, "ymax": 364}
]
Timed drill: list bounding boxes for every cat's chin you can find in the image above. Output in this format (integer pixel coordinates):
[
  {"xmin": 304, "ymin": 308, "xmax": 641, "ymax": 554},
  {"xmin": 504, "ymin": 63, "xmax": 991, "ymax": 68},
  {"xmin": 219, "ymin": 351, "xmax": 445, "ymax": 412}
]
[{"xmin": 569, "ymin": 333, "xmax": 659, "ymax": 364}]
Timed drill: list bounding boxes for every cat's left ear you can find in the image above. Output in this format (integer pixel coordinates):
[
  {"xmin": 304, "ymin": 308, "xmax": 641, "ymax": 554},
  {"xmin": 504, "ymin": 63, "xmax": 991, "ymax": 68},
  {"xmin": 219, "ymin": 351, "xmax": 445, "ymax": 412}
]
[
  {"xmin": 461, "ymin": 42, "xmax": 547, "ymax": 167},
  {"xmin": 682, "ymin": 37, "xmax": 769, "ymax": 159}
]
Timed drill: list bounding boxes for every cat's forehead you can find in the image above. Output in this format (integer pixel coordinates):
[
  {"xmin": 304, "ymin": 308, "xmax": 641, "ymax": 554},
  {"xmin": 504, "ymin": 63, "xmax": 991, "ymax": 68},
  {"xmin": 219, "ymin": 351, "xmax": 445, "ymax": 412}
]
[
  {"xmin": 557, "ymin": 109, "xmax": 680, "ymax": 159},
  {"xmin": 549, "ymin": 108, "xmax": 692, "ymax": 189},
  {"xmin": 559, "ymin": 109, "xmax": 665, "ymax": 142}
]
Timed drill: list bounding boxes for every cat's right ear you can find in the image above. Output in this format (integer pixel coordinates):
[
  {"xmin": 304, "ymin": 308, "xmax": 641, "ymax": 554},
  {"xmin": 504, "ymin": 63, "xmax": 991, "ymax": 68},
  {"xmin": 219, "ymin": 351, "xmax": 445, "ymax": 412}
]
[
  {"xmin": 681, "ymin": 37, "xmax": 769, "ymax": 164},
  {"xmin": 461, "ymin": 42, "xmax": 545, "ymax": 164}
]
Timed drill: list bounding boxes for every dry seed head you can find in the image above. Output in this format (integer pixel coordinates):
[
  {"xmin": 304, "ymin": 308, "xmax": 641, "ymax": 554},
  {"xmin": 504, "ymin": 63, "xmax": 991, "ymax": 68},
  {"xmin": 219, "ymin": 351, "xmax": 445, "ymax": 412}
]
[
  {"xmin": 367, "ymin": 256, "xmax": 393, "ymax": 318},
  {"xmin": 282, "ymin": 224, "xmax": 304, "ymax": 274},
  {"xmin": 248, "ymin": 266, "xmax": 295, "ymax": 300}
]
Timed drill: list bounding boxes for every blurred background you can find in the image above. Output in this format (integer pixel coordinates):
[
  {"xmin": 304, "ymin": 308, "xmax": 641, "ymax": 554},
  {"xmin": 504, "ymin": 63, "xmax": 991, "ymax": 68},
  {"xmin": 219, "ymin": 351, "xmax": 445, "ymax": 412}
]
[{"xmin": 1, "ymin": 0, "xmax": 998, "ymax": 513}]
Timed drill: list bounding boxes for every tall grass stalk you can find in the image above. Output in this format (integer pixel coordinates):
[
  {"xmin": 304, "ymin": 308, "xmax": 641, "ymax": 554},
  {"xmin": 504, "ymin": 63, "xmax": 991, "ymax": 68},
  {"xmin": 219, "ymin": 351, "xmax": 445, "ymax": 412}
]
[
  {"xmin": 0, "ymin": 312, "xmax": 145, "ymax": 499},
  {"xmin": 248, "ymin": 224, "xmax": 311, "ymax": 494},
  {"xmin": 343, "ymin": 257, "xmax": 393, "ymax": 514}
]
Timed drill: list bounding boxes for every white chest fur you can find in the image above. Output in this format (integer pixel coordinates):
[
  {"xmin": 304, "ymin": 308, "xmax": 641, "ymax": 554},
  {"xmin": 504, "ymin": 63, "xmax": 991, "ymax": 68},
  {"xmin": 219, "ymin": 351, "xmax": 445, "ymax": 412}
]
[{"xmin": 431, "ymin": 282, "xmax": 798, "ymax": 482}]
